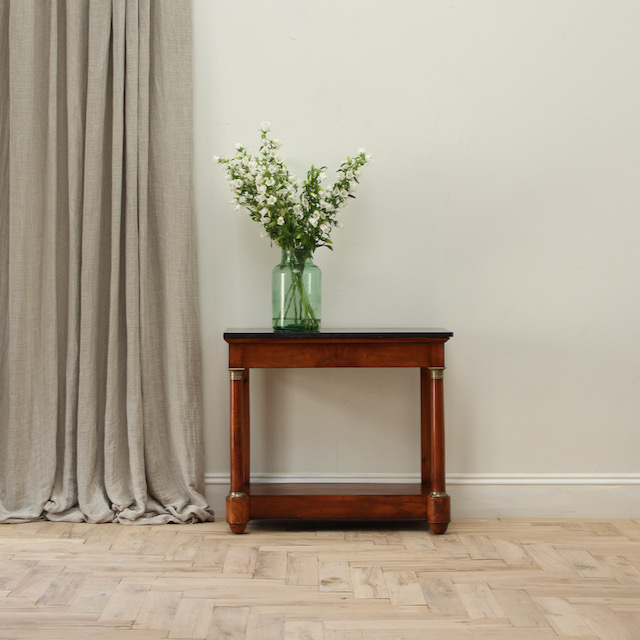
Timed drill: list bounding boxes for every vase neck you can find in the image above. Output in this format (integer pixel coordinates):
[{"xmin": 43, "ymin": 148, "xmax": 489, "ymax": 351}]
[{"xmin": 281, "ymin": 248, "xmax": 313, "ymax": 264}]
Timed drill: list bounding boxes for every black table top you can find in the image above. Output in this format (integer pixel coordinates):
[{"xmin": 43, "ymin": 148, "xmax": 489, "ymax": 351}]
[{"xmin": 224, "ymin": 328, "xmax": 453, "ymax": 340}]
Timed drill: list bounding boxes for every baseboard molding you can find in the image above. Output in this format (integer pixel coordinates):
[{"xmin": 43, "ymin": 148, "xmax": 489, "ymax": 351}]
[{"xmin": 204, "ymin": 473, "xmax": 640, "ymax": 519}]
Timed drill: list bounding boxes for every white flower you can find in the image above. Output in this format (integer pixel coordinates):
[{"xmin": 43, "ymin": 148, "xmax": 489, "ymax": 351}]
[
  {"xmin": 336, "ymin": 221, "xmax": 345, "ymax": 229},
  {"xmin": 216, "ymin": 124, "xmax": 370, "ymax": 253}
]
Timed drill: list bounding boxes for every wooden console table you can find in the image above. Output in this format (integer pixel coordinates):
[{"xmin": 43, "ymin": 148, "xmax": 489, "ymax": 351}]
[{"xmin": 223, "ymin": 328, "xmax": 453, "ymax": 534}]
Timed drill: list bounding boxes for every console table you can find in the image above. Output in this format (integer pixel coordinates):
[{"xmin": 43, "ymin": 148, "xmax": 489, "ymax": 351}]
[{"xmin": 223, "ymin": 328, "xmax": 453, "ymax": 534}]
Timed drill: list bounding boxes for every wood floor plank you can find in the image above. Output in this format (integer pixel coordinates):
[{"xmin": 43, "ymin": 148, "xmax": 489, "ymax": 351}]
[
  {"xmin": 1, "ymin": 518, "xmax": 639, "ymax": 639},
  {"xmin": 350, "ymin": 566, "xmax": 389, "ymax": 600},
  {"xmin": 417, "ymin": 575, "xmax": 467, "ymax": 613},
  {"xmin": 168, "ymin": 597, "xmax": 215, "ymax": 639},
  {"xmin": 245, "ymin": 612, "xmax": 286, "ymax": 640},
  {"xmin": 285, "ymin": 553, "xmax": 319, "ymax": 587},
  {"xmin": 383, "ymin": 570, "xmax": 426, "ymax": 605},
  {"xmin": 36, "ymin": 570, "xmax": 89, "ymax": 606},
  {"xmin": 523, "ymin": 543, "xmax": 577, "ymax": 573},
  {"xmin": 456, "ymin": 582, "xmax": 508, "ymax": 620},
  {"xmin": 492, "ymin": 588, "xmax": 550, "ymax": 628},
  {"xmin": 192, "ymin": 536, "xmax": 230, "ymax": 570},
  {"xmin": 284, "ymin": 620, "xmax": 324, "ymax": 640},
  {"xmin": 222, "ymin": 545, "xmax": 258, "ymax": 576},
  {"xmin": 67, "ymin": 575, "xmax": 121, "ymax": 614},
  {"xmin": 208, "ymin": 605, "xmax": 250, "ymax": 639},
  {"xmin": 318, "ymin": 560, "xmax": 352, "ymax": 593},
  {"xmin": 9, "ymin": 564, "xmax": 64, "ymax": 600},
  {"xmin": 460, "ymin": 534, "xmax": 504, "ymax": 560},
  {"xmin": 135, "ymin": 590, "xmax": 182, "ymax": 632},
  {"xmin": 533, "ymin": 596, "xmax": 595, "ymax": 636},
  {"xmin": 576, "ymin": 603, "xmax": 638, "ymax": 640},
  {"xmin": 98, "ymin": 581, "xmax": 151, "ymax": 625},
  {"xmin": 253, "ymin": 549, "xmax": 287, "ymax": 581}
]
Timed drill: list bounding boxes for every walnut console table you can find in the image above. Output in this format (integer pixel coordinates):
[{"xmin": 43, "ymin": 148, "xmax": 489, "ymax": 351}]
[{"xmin": 223, "ymin": 328, "xmax": 453, "ymax": 534}]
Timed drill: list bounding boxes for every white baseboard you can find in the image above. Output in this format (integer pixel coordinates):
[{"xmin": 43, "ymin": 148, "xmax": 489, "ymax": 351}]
[{"xmin": 204, "ymin": 473, "xmax": 640, "ymax": 520}]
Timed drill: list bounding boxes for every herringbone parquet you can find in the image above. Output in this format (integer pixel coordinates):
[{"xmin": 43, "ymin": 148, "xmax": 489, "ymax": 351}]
[{"xmin": 0, "ymin": 518, "xmax": 639, "ymax": 639}]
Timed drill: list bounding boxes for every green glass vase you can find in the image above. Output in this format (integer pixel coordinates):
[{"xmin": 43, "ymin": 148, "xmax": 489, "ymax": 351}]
[{"xmin": 272, "ymin": 249, "xmax": 321, "ymax": 331}]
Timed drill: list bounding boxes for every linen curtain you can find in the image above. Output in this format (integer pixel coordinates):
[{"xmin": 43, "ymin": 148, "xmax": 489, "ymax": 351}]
[{"xmin": 0, "ymin": 0, "xmax": 214, "ymax": 524}]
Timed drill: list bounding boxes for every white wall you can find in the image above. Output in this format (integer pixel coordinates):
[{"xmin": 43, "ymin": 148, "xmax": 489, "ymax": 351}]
[{"xmin": 193, "ymin": 1, "xmax": 640, "ymax": 518}]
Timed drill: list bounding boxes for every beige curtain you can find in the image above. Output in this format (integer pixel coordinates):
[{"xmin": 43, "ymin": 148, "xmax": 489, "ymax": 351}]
[{"xmin": 0, "ymin": 0, "xmax": 214, "ymax": 524}]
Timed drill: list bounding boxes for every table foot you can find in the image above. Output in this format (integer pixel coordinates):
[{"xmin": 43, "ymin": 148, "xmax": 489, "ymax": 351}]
[
  {"xmin": 427, "ymin": 491, "xmax": 450, "ymax": 535},
  {"xmin": 428, "ymin": 521, "xmax": 449, "ymax": 535},
  {"xmin": 226, "ymin": 493, "xmax": 249, "ymax": 534},
  {"xmin": 229, "ymin": 522, "xmax": 248, "ymax": 534}
]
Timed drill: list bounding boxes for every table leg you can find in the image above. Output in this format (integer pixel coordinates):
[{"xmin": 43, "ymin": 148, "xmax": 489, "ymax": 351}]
[
  {"xmin": 420, "ymin": 368, "xmax": 432, "ymax": 490},
  {"xmin": 227, "ymin": 367, "xmax": 249, "ymax": 533},
  {"xmin": 243, "ymin": 369, "xmax": 251, "ymax": 489},
  {"xmin": 427, "ymin": 366, "xmax": 450, "ymax": 534}
]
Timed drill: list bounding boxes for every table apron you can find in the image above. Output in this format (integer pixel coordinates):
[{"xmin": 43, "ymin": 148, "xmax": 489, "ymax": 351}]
[{"xmin": 228, "ymin": 342, "xmax": 446, "ymax": 368}]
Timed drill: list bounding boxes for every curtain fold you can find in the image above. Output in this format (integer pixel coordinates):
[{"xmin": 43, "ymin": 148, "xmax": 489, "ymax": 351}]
[{"xmin": 0, "ymin": 0, "xmax": 214, "ymax": 524}]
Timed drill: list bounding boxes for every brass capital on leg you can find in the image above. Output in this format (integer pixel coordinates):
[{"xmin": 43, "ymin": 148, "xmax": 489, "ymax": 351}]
[
  {"xmin": 429, "ymin": 366, "xmax": 445, "ymax": 380},
  {"xmin": 229, "ymin": 367, "xmax": 244, "ymax": 381}
]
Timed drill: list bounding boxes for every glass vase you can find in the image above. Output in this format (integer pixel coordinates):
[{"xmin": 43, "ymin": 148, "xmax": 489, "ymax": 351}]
[{"xmin": 272, "ymin": 249, "xmax": 321, "ymax": 331}]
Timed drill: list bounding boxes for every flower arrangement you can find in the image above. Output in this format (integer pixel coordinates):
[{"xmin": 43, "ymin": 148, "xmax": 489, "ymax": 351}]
[
  {"xmin": 215, "ymin": 122, "xmax": 371, "ymax": 255},
  {"xmin": 215, "ymin": 122, "xmax": 371, "ymax": 331}
]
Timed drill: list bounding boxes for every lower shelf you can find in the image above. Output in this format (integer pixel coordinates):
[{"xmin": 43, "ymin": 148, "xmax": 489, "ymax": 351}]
[
  {"xmin": 249, "ymin": 482, "xmax": 430, "ymax": 495},
  {"xmin": 248, "ymin": 483, "xmax": 430, "ymax": 520}
]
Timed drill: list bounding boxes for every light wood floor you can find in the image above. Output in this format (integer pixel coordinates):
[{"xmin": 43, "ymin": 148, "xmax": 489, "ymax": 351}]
[{"xmin": 0, "ymin": 518, "xmax": 639, "ymax": 639}]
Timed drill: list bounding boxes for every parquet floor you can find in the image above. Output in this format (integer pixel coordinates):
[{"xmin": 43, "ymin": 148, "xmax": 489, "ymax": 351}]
[{"xmin": 0, "ymin": 518, "xmax": 639, "ymax": 639}]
